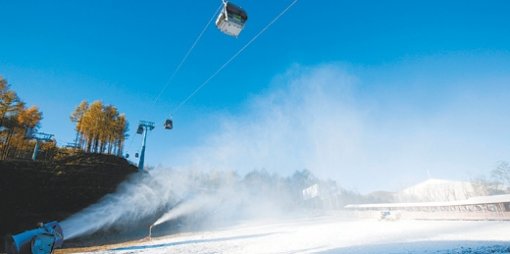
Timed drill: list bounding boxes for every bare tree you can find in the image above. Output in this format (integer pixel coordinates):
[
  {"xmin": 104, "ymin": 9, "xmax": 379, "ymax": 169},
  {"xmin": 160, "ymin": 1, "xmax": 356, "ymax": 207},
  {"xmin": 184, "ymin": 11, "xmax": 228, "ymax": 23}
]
[{"xmin": 492, "ymin": 161, "xmax": 510, "ymax": 193}]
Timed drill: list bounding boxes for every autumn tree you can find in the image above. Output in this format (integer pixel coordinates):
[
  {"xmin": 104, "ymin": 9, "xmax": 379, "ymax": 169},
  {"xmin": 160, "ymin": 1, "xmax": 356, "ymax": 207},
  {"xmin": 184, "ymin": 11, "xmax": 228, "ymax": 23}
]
[
  {"xmin": 0, "ymin": 76, "xmax": 44, "ymax": 159},
  {"xmin": 0, "ymin": 77, "xmax": 21, "ymax": 128},
  {"xmin": 71, "ymin": 100, "xmax": 128, "ymax": 155},
  {"xmin": 70, "ymin": 100, "xmax": 89, "ymax": 148}
]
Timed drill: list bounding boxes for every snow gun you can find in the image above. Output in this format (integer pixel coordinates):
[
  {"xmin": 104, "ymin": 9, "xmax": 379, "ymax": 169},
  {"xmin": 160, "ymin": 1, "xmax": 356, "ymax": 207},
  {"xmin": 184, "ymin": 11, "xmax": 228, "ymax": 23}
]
[{"xmin": 5, "ymin": 221, "xmax": 64, "ymax": 254}]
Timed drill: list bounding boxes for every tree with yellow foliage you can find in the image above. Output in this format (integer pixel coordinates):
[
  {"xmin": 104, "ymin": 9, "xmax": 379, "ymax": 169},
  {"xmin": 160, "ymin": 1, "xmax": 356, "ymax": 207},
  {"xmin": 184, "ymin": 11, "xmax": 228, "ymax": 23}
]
[
  {"xmin": 0, "ymin": 76, "xmax": 44, "ymax": 159},
  {"xmin": 71, "ymin": 100, "xmax": 128, "ymax": 156}
]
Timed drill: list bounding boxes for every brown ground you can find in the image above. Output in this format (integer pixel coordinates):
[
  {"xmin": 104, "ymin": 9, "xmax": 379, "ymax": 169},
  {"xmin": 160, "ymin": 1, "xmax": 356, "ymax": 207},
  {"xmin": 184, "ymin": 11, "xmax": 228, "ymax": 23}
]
[
  {"xmin": 54, "ymin": 238, "xmax": 150, "ymax": 254},
  {"xmin": 0, "ymin": 153, "xmax": 138, "ymax": 252}
]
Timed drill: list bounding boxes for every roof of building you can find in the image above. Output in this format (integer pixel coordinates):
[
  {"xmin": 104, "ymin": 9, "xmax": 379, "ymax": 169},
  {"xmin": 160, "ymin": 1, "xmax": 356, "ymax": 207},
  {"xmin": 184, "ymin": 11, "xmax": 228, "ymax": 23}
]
[{"xmin": 345, "ymin": 194, "xmax": 510, "ymax": 209}]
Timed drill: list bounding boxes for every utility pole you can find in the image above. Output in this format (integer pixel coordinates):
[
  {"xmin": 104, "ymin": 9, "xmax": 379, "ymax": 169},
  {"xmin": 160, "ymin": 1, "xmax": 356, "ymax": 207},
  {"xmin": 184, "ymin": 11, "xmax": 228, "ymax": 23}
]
[{"xmin": 136, "ymin": 121, "xmax": 155, "ymax": 171}]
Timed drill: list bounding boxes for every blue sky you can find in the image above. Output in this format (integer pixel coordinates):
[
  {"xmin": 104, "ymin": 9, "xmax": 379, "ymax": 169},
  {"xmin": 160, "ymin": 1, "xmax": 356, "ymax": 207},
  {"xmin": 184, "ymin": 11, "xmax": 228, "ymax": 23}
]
[{"xmin": 1, "ymin": 0, "xmax": 510, "ymax": 192}]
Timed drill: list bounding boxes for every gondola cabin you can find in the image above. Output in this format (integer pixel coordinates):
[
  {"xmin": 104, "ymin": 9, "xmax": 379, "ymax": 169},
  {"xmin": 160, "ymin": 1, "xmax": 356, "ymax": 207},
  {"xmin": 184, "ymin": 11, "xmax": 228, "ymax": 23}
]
[
  {"xmin": 216, "ymin": 2, "xmax": 248, "ymax": 37},
  {"xmin": 164, "ymin": 119, "xmax": 173, "ymax": 130},
  {"xmin": 136, "ymin": 125, "xmax": 144, "ymax": 134}
]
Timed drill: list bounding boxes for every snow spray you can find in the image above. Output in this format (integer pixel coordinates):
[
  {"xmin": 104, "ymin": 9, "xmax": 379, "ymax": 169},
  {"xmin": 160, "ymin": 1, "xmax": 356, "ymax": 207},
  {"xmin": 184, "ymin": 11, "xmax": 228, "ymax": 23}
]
[
  {"xmin": 59, "ymin": 66, "xmax": 382, "ymax": 240},
  {"xmin": 59, "ymin": 166, "xmax": 318, "ymax": 240},
  {"xmin": 60, "ymin": 169, "xmax": 194, "ymax": 239}
]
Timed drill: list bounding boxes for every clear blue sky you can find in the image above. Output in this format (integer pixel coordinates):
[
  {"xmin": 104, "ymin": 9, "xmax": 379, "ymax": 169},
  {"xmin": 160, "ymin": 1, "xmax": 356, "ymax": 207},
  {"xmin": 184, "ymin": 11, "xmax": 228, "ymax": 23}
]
[{"xmin": 1, "ymin": 0, "xmax": 510, "ymax": 191}]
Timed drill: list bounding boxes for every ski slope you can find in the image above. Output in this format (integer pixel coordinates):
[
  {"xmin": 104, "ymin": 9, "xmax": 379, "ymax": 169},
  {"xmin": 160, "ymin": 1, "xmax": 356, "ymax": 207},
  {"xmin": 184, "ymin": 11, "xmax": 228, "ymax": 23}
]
[{"xmin": 72, "ymin": 215, "xmax": 510, "ymax": 254}]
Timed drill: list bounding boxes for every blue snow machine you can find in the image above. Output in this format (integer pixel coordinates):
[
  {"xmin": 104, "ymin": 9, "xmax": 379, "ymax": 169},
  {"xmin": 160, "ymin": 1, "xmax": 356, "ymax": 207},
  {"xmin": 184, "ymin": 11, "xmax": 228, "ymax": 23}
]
[{"xmin": 5, "ymin": 221, "xmax": 64, "ymax": 254}]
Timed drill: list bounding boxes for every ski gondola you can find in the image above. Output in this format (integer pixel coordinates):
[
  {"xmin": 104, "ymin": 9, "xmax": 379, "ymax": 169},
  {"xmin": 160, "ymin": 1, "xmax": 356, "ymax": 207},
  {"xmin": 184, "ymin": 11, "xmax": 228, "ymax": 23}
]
[
  {"xmin": 215, "ymin": 1, "xmax": 248, "ymax": 37},
  {"xmin": 136, "ymin": 125, "xmax": 144, "ymax": 134},
  {"xmin": 164, "ymin": 118, "xmax": 173, "ymax": 130}
]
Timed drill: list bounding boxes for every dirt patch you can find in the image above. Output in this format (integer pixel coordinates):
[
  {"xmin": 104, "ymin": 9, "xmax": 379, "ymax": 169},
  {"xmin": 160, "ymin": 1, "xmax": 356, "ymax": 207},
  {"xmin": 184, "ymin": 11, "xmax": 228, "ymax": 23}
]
[{"xmin": 0, "ymin": 153, "xmax": 137, "ymax": 252}]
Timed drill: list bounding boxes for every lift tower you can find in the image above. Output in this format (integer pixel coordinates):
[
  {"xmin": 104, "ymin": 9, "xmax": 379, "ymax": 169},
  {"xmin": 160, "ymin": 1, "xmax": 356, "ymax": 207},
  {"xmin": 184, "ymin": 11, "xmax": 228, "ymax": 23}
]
[
  {"xmin": 136, "ymin": 121, "xmax": 155, "ymax": 171},
  {"xmin": 25, "ymin": 129, "xmax": 54, "ymax": 161}
]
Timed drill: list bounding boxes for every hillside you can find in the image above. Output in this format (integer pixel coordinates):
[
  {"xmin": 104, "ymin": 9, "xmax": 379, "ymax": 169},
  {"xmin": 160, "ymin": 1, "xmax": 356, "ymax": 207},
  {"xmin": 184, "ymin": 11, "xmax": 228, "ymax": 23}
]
[
  {"xmin": 396, "ymin": 178, "xmax": 482, "ymax": 202},
  {"xmin": 0, "ymin": 153, "xmax": 138, "ymax": 252}
]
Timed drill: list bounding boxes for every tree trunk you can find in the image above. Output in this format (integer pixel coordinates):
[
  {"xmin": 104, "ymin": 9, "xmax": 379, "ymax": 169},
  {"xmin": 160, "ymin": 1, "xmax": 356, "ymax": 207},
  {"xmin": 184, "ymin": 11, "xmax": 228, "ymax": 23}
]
[
  {"xmin": 94, "ymin": 137, "xmax": 99, "ymax": 153},
  {"xmin": 2, "ymin": 130, "xmax": 14, "ymax": 159},
  {"xmin": 117, "ymin": 140, "xmax": 124, "ymax": 157},
  {"xmin": 86, "ymin": 138, "xmax": 92, "ymax": 153}
]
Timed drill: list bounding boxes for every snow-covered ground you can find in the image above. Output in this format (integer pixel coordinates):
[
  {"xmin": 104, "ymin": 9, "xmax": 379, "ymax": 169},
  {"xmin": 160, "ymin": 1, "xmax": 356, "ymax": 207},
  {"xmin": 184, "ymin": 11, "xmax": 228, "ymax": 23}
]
[{"xmin": 73, "ymin": 215, "xmax": 510, "ymax": 254}]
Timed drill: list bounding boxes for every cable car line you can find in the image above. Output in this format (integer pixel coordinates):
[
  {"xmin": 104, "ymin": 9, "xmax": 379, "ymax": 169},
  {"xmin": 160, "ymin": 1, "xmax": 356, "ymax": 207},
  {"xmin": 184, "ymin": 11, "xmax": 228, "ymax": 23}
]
[
  {"xmin": 127, "ymin": 0, "xmax": 298, "ymax": 158},
  {"xmin": 127, "ymin": 3, "xmax": 223, "ymax": 156},
  {"xmin": 171, "ymin": 0, "xmax": 300, "ymax": 116},
  {"xmin": 153, "ymin": 3, "xmax": 224, "ymax": 105}
]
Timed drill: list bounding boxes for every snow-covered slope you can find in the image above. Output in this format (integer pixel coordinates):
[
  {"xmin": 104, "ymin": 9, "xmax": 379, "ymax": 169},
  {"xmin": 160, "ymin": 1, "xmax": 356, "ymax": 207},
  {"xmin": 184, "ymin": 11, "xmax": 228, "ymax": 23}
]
[
  {"xmin": 396, "ymin": 178, "xmax": 482, "ymax": 202},
  {"xmin": 68, "ymin": 215, "xmax": 510, "ymax": 254}
]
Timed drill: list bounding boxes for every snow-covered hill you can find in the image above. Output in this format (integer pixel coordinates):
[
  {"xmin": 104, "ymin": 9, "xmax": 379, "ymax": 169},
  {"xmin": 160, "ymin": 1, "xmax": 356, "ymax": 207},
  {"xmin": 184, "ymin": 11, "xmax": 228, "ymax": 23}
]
[
  {"xmin": 395, "ymin": 178, "xmax": 483, "ymax": 202},
  {"xmin": 61, "ymin": 215, "xmax": 510, "ymax": 254}
]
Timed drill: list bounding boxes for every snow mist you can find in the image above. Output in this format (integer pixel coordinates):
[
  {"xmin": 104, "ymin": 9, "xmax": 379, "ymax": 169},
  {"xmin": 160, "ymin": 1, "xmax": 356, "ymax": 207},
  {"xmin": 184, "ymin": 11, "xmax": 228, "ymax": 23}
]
[
  {"xmin": 60, "ymin": 168, "xmax": 314, "ymax": 240},
  {"xmin": 62, "ymin": 60, "xmax": 510, "ymax": 239},
  {"xmin": 61, "ymin": 65, "xmax": 359, "ymax": 240},
  {"xmin": 152, "ymin": 194, "xmax": 217, "ymax": 227}
]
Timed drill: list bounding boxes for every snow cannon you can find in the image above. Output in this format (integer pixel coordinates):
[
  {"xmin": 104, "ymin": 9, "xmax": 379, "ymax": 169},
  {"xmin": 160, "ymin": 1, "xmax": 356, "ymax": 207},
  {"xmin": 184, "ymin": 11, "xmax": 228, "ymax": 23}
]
[{"xmin": 5, "ymin": 221, "xmax": 64, "ymax": 254}]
